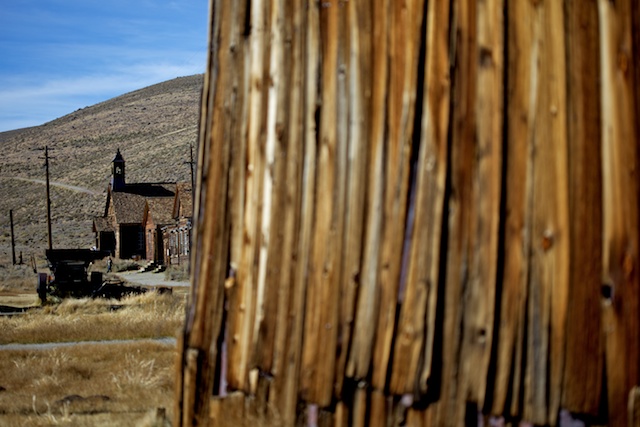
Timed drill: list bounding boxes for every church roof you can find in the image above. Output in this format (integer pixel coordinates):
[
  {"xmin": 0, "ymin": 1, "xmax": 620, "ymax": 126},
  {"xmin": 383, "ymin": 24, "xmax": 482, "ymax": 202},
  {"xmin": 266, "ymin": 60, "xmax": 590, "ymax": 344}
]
[
  {"xmin": 108, "ymin": 182, "xmax": 177, "ymax": 225},
  {"xmin": 146, "ymin": 197, "xmax": 176, "ymax": 226},
  {"xmin": 93, "ymin": 216, "xmax": 114, "ymax": 233},
  {"xmin": 119, "ymin": 182, "xmax": 176, "ymax": 197},
  {"xmin": 111, "ymin": 192, "xmax": 148, "ymax": 225}
]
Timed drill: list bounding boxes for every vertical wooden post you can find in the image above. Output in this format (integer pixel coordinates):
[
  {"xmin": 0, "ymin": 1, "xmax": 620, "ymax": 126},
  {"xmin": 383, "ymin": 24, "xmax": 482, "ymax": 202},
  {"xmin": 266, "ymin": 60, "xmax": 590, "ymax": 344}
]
[
  {"xmin": 599, "ymin": 1, "xmax": 640, "ymax": 426},
  {"xmin": 254, "ymin": 0, "xmax": 294, "ymax": 378},
  {"xmin": 490, "ymin": 0, "xmax": 530, "ymax": 416},
  {"xmin": 300, "ymin": 0, "xmax": 340, "ymax": 406},
  {"xmin": 333, "ymin": 0, "xmax": 369, "ymax": 399},
  {"xmin": 389, "ymin": 0, "xmax": 451, "ymax": 396},
  {"xmin": 174, "ymin": 0, "xmax": 232, "ymax": 424},
  {"xmin": 562, "ymin": 0, "xmax": 603, "ymax": 416},
  {"xmin": 345, "ymin": 0, "xmax": 387, "ymax": 384},
  {"xmin": 188, "ymin": 143, "xmax": 195, "ymax": 193},
  {"xmin": 45, "ymin": 146, "xmax": 53, "ymax": 251},
  {"xmin": 266, "ymin": 0, "xmax": 308, "ymax": 424},
  {"xmin": 226, "ymin": 0, "xmax": 268, "ymax": 392},
  {"xmin": 368, "ymin": 0, "xmax": 424, "ymax": 391},
  {"xmin": 10, "ymin": 210, "xmax": 16, "ymax": 265}
]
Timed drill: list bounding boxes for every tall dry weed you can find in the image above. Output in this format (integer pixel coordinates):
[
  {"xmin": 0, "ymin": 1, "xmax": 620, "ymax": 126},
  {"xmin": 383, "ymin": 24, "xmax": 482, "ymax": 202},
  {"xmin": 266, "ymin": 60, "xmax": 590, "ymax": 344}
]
[
  {"xmin": 136, "ymin": 408, "xmax": 171, "ymax": 427},
  {"xmin": 112, "ymin": 352, "xmax": 168, "ymax": 390}
]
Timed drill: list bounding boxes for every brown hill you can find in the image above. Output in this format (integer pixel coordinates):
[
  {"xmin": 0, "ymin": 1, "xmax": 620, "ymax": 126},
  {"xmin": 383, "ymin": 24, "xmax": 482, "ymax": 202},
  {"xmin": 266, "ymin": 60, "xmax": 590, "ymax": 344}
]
[{"xmin": 0, "ymin": 74, "xmax": 203, "ymax": 260}]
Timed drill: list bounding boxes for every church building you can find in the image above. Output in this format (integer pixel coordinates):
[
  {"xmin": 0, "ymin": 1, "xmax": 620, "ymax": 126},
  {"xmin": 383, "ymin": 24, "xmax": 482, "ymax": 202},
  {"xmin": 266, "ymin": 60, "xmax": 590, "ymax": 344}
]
[{"xmin": 93, "ymin": 149, "xmax": 192, "ymax": 263}]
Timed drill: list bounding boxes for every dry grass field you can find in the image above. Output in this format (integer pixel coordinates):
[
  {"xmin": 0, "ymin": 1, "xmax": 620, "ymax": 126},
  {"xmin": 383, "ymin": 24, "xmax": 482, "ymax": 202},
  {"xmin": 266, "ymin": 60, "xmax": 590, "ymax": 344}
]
[
  {"xmin": 0, "ymin": 341, "xmax": 176, "ymax": 426},
  {"xmin": 0, "ymin": 255, "xmax": 188, "ymax": 425},
  {"xmin": 0, "ymin": 278, "xmax": 188, "ymax": 426},
  {"xmin": 0, "ymin": 291, "xmax": 186, "ymax": 345}
]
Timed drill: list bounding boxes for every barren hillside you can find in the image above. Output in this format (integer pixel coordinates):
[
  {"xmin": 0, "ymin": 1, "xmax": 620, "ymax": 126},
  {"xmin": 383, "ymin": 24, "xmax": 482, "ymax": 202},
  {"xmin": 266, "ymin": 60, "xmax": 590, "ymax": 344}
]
[{"xmin": 0, "ymin": 74, "xmax": 203, "ymax": 260}]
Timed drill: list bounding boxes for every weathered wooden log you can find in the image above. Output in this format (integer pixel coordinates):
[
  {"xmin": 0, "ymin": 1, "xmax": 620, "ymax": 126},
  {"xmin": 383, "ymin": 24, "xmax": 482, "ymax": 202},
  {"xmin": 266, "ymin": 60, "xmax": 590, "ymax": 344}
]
[
  {"xmin": 368, "ymin": 0, "xmax": 424, "ymax": 390},
  {"xmin": 174, "ymin": 0, "xmax": 233, "ymax": 423},
  {"xmin": 490, "ymin": 1, "xmax": 531, "ymax": 419},
  {"xmin": 388, "ymin": 0, "xmax": 450, "ymax": 396},
  {"xmin": 345, "ymin": 0, "xmax": 387, "ymax": 386},
  {"xmin": 562, "ymin": 0, "xmax": 604, "ymax": 416},
  {"xmin": 254, "ymin": 0, "xmax": 289, "ymax": 374},
  {"xmin": 599, "ymin": 1, "xmax": 640, "ymax": 426},
  {"xmin": 267, "ymin": 0, "xmax": 306, "ymax": 424},
  {"xmin": 299, "ymin": 0, "xmax": 341, "ymax": 407},
  {"xmin": 333, "ymin": 0, "xmax": 369, "ymax": 400},
  {"xmin": 226, "ymin": 0, "xmax": 269, "ymax": 392}
]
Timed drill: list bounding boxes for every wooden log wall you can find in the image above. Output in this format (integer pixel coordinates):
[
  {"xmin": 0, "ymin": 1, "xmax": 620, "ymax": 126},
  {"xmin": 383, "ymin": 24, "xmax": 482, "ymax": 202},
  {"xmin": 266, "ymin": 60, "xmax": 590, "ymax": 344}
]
[{"xmin": 175, "ymin": 0, "xmax": 640, "ymax": 425}]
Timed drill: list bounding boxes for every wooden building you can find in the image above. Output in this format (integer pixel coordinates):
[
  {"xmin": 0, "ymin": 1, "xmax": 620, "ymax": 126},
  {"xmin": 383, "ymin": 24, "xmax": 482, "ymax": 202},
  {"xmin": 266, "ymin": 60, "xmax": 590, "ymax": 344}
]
[
  {"xmin": 142, "ymin": 197, "xmax": 175, "ymax": 263},
  {"xmin": 93, "ymin": 149, "xmax": 191, "ymax": 263},
  {"xmin": 162, "ymin": 182, "xmax": 193, "ymax": 266},
  {"xmin": 175, "ymin": 0, "xmax": 640, "ymax": 426}
]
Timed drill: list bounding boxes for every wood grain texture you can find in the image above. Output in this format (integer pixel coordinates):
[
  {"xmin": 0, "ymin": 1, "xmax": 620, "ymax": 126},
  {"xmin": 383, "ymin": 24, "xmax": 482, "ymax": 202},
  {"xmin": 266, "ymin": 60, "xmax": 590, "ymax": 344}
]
[
  {"xmin": 630, "ymin": 387, "xmax": 640, "ymax": 427},
  {"xmin": 270, "ymin": 0, "xmax": 308, "ymax": 425},
  {"xmin": 178, "ymin": 1, "xmax": 640, "ymax": 425},
  {"xmin": 491, "ymin": 0, "xmax": 532, "ymax": 418},
  {"xmin": 599, "ymin": 0, "xmax": 640, "ymax": 425},
  {"xmin": 389, "ymin": 0, "xmax": 450, "ymax": 395},
  {"xmin": 254, "ymin": 0, "xmax": 288, "ymax": 373},
  {"xmin": 520, "ymin": 1, "xmax": 570, "ymax": 424},
  {"xmin": 363, "ymin": 0, "xmax": 425, "ymax": 393},
  {"xmin": 175, "ymin": 0, "xmax": 234, "ymax": 423},
  {"xmin": 333, "ymin": 0, "xmax": 370, "ymax": 399},
  {"xmin": 345, "ymin": 0, "xmax": 387, "ymax": 383},
  {"xmin": 226, "ymin": 0, "xmax": 269, "ymax": 392},
  {"xmin": 434, "ymin": 1, "xmax": 504, "ymax": 424},
  {"xmin": 299, "ymin": 0, "xmax": 341, "ymax": 407},
  {"xmin": 457, "ymin": 0, "xmax": 503, "ymax": 410},
  {"xmin": 431, "ymin": 1, "xmax": 479, "ymax": 423},
  {"xmin": 267, "ymin": 0, "xmax": 305, "ymax": 422},
  {"xmin": 562, "ymin": 0, "xmax": 603, "ymax": 416},
  {"xmin": 288, "ymin": 0, "xmax": 319, "ymax": 406}
]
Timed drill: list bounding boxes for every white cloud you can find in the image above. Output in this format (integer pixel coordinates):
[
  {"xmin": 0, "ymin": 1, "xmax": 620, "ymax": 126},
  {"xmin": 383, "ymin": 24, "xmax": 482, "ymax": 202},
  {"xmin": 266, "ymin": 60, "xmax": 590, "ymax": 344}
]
[
  {"xmin": 0, "ymin": 51, "xmax": 204, "ymax": 132},
  {"xmin": 0, "ymin": 1, "xmax": 208, "ymax": 132}
]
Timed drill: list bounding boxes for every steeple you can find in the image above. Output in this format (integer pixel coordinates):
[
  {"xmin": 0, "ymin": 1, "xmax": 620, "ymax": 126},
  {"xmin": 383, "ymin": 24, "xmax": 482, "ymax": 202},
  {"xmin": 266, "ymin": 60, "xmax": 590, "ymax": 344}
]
[{"xmin": 111, "ymin": 149, "xmax": 126, "ymax": 191}]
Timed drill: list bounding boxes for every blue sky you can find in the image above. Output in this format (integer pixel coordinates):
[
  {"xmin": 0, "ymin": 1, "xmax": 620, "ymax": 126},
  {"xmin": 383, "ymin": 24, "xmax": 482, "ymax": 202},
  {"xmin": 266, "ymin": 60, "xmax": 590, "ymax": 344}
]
[{"xmin": 0, "ymin": 0, "xmax": 209, "ymax": 132}]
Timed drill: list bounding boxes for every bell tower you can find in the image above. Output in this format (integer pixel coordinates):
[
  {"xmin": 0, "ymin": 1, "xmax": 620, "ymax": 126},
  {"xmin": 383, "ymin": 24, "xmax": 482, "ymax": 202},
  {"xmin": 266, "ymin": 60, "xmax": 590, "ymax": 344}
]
[{"xmin": 111, "ymin": 149, "xmax": 126, "ymax": 191}]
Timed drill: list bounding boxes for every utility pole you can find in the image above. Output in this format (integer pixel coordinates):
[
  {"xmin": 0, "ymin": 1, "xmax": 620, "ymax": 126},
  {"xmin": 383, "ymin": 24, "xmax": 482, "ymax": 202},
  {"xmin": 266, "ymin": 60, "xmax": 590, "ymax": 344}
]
[
  {"xmin": 45, "ymin": 146, "xmax": 52, "ymax": 251},
  {"xmin": 10, "ymin": 210, "xmax": 16, "ymax": 265},
  {"xmin": 186, "ymin": 143, "xmax": 195, "ymax": 190}
]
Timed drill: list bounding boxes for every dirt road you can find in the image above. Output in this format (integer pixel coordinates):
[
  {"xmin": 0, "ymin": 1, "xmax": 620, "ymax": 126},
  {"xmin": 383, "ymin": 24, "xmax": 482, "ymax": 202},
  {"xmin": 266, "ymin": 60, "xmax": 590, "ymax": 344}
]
[
  {"xmin": 0, "ymin": 337, "xmax": 176, "ymax": 352},
  {"xmin": 116, "ymin": 271, "xmax": 190, "ymax": 288},
  {"xmin": 3, "ymin": 177, "xmax": 100, "ymax": 195}
]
